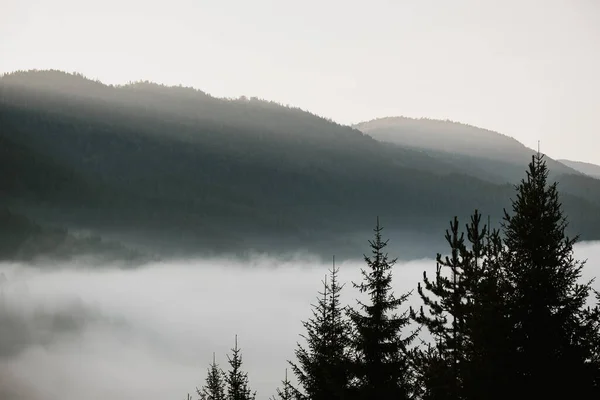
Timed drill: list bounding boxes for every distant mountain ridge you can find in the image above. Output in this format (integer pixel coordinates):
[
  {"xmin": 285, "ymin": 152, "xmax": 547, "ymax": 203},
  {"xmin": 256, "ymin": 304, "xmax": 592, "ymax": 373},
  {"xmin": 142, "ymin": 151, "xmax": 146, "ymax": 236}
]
[
  {"xmin": 558, "ymin": 159, "xmax": 600, "ymax": 180},
  {"xmin": 1, "ymin": 69, "xmax": 600, "ymax": 260},
  {"xmin": 354, "ymin": 116, "xmax": 579, "ymax": 179}
]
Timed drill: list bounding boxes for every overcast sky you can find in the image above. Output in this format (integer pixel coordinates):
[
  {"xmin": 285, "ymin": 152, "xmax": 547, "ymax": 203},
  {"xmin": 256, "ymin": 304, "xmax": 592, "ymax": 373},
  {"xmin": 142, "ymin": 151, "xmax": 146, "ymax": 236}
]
[{"xmin": 1, "ymin": 0, "xmax": 599, "ymax": 163}]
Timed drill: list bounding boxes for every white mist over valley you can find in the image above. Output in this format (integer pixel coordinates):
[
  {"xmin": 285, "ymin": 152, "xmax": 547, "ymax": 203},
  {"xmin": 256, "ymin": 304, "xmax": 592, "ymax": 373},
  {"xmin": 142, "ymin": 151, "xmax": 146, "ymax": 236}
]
[{"xmin": 2, "ymin": 242, "xmax": 600, "ymax": 400}]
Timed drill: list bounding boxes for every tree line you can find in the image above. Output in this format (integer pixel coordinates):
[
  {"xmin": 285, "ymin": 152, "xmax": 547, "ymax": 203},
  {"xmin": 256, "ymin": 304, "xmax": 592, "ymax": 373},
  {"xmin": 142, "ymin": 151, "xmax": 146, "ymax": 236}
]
[{"xmin": 188, "ymin": 154, "xmax": 600, "ymax": 399}]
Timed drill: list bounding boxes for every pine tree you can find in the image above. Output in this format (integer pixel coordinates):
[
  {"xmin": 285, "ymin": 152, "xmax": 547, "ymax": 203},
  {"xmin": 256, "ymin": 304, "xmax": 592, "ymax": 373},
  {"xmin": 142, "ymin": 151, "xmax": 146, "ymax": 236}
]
[
  {"xmin": 290, "ymin": 257, "xmax": 352, "ymax": 400},
  {"xmin": 417, "ymin": 216, "xmax": 471, "ymax": 397},
  {"xmin": 225, "ymin": 336, "xmax": 256, "ymax": 400},
  {"xmin": 324, "ymin": 257, "xmax": 352, "ymax": 399},
  {"xmin": 586, "ymin": 291, "xmax": 600, "ymax": 392},
  {"xmin": 270, "ymin": 369, "xmax": 299, "ymax": 400},
  {"xmin": 348, "ymin": 218, "xmax": 417, "ymax": 400},
  {"xmin": 411, "ymin": 215, "xmax": 471, "ymax": 400},
  {"xmin": 501, "ymin": 153, "xmax": 600, "ymax": 399},
  {"xmin": 462, "ymin": 218, "xmax": 511, "ymax": 400},
  {"xmin": 412, "ymin": 211, "xmax": 511, "ymax": 400},
  {"xmin": 197, "ymin": 353, "xmax": 226, "ymax": 400}
]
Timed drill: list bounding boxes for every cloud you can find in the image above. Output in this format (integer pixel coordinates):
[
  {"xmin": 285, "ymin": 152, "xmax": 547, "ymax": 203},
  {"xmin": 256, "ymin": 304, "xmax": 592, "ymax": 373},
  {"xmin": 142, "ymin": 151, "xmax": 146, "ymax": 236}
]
[{"xmin": 0, "ymin": 244, "xmax": 598, "ymax": 400}]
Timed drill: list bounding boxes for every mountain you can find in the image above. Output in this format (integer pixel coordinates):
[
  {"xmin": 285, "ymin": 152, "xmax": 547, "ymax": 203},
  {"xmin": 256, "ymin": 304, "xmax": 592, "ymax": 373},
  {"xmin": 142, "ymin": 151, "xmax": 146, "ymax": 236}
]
[
  {"xmin": 354, "ymin": 117, "xmax": 579, "ymax": 183},
  {"xmin": 558, "ymin": 159, "xmax": 600, "ymax": 180},
  {"xmin": 1, "ymin": 70, "xmax": 600, "ymax": 260},
  {"xmin": 354, "ymin": 117, "xmax": 600, "ymax": 210}
]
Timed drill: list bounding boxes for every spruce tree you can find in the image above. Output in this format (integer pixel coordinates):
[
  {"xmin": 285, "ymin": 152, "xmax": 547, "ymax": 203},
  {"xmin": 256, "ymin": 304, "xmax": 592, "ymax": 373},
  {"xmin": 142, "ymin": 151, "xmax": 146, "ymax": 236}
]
[
  {"xmin": 225, "ymin": 336, "xmax": 256, "ymax": 400},
  {"xmin": 586, "ymin": 291, "xmax": 600, "ymax": 392},
  {"xmin": 290, "ymin": 257, "xmax": 351, "ymax": 400},
  {"xmin": 348, "ymin": 218, "xmax": 417, "ymax": 400},
  {"xmin": 502, "ymin": 153, "xmax": 600, "ymax": 399},
  {"xmin": 197, "ymin": 353, "xmax": 226, "ymax": 400},
  {"xmin": 270, "ymin": 369, "xmax": 299, "ymax": 400},
  {"xmin": 324, "ymin": 257, "xmax": 352, "ymax": 399},
  {"xmin": 412, "ymin": 211, "xmax": 510, "ymax": 400},
  {"xmin": 411, "ymin": 215, "xmax": 471, "ymax": 400}
]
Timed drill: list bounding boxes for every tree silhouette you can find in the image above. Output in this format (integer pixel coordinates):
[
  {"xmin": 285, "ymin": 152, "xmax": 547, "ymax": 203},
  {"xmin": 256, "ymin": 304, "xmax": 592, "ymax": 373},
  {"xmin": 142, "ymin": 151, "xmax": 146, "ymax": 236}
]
[
  {"xmin": 290, "ymin": 257, "xmax": 352, "ymax": 400},
  {"xmin": 348, "ymin": 218, "xmax": 418, "ymax": 400},
  {"xmin": 197, "ymin": 353, "xmax": 226, "ymax": 400},
  {"xmin": 501, "ymin": 153, "xmax": 600, "ymax": 399},
  {"xmin": 411, "ymin": 211, "xmax": 510, "ymax": 400},
  {"xmin": 270, "ymin": 369, "xmax": 299, "ymax": 400},
  {"xmin": 225, "ymin": 336, "xmax": 256, "ymax": 400}
]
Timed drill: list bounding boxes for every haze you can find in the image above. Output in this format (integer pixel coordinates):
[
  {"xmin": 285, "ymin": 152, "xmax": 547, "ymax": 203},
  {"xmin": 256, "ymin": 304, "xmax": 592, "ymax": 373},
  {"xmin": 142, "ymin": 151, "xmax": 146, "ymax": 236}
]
[
  {"xmin": 0, "ymin": 242, "xmax": 599, "ymax": 400},
  {"xmin": 1, "ymin": 0, "xmax": 599, "ymax": 163}
]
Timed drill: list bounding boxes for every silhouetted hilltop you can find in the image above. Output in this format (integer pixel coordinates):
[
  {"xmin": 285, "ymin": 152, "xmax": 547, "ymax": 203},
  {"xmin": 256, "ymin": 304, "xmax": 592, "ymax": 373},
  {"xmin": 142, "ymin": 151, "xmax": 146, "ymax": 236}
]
[
  {"xmin": 558, "ymin": 159, "xmax": 600, "ymax": 179},
  {"xmin": 354, "ymin": 116, "xmax": 578, "ymax": 182},
  {"xmin": 1, "ymin": 70, "xmax": 600, "ymax": 260}
]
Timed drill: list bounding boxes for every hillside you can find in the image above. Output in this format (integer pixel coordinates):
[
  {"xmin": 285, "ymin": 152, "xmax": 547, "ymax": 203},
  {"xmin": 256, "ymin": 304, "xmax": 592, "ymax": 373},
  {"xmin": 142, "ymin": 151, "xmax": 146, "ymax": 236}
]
[
  {"xmin": 559, "ymin": 159, "xmax": 600, "ymax": 179},
  {"xmin": 1, "ymin": 70, "xmax": 600, "ymax": 260},
  {"xmin": 354, "ymin": 117, "xmax": 579, "ymax": 183},
  {"xmin": 354, "ymin": 117, "xmax": 600, "ymax": 207},
  {"xmin": 0, "ymin": 207, "xmax": 144, "ymax": 263}
]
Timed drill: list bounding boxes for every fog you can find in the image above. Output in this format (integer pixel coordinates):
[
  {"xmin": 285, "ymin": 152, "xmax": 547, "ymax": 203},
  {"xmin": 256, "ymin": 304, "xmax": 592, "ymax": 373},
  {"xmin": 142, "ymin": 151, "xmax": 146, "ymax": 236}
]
[{"xmin": 1, "ymin": 243, "xmax": 600, "ymax": 400}]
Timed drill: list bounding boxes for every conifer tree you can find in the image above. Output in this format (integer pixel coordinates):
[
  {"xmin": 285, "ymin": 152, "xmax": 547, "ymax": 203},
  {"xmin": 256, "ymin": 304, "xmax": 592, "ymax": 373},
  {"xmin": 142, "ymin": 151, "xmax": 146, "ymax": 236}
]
[
  {"xmin": 586, "ymin": 291, "xmax": 600, "ymax": 392},
  {"xmin": 290, "ymin": 257, "xmax": 351, "ymax": 400},
  {"xmin": 225, "ymin": 336, "xmax": 256, "ymax": 400},
  {"xmin": 348, "ymin": 218, "xmax": 417, "ymax": 400},
  {"xmin": 412, "ymin": 216, "xmax": 470, "ymax": 400},
  {"xmin": 501, "ymin": 153, "xmax": 600, "ymax": 399},
  {"xmin": 412, "ymin": 211, "xmax": 510, "ymax": 400},
  {"xmin": 324, "ymin": 257, "xmax": 352, "ymax": 399},
  {"xmin": 270, "ymin": 369, "xmax": 299, "ymax": 400},
  {"xmin": 198, "ymin": 353, "xmax": 226, "ymax": 400}
]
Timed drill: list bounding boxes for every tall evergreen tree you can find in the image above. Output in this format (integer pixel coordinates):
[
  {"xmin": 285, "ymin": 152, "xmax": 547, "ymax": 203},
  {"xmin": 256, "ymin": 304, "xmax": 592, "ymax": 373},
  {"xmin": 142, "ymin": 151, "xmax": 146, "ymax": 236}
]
[
  {"xmin": 324, "ymin": 257, "xmax": 353, "ymax": 399},
  {"xmin": 412, "ymin": 215, "xmax": 471, "ymax": 400},
  {"xmin": 501, "ymin": 153, "xmax": 600, "ymax": 399},
  {"xmin": 270, "ymin": 369, "xmax": 299, "ymax": 400},
  {"xmin": 348, "ymin": 218, "xmax": 417, "ymax": 400},
  {"xmin": 225, "ymin": 336, "xmax": 256, "ymax": 400},
  {"xmin": 197, "ymin": 353, "xmax": 226, "ymax": 400},
  {"xmin": 412, "ymin": 211, "xmax": 510, "ymax": 400},
  {"xmin": 290, "ymin": 257, "xmax": 352, "ymax": 400}
]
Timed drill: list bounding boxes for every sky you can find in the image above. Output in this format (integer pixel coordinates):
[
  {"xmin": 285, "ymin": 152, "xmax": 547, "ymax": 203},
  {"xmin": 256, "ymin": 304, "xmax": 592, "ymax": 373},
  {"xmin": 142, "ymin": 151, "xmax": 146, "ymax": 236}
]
[{"xmin": 1, "ymin": 0, "xmax": 599, "ymax": 163}]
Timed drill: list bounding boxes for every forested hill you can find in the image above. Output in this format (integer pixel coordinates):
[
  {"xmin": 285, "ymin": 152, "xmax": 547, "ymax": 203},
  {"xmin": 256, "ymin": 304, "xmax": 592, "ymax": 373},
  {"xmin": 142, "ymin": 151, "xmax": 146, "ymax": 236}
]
[
  {"xmin": 354, "ymin": 117, "xmax": 579, "ymax": 183},
  {"xmin": 354, "ymin": 117, "xmax": 572, "ymax": 169},
  {"xmin": 1, "ymin": 70, "xmax": 600, "ymax": 260},
  {"xmin": 559, "ymin": 159, "xmax": 600, "ymax": 179}
]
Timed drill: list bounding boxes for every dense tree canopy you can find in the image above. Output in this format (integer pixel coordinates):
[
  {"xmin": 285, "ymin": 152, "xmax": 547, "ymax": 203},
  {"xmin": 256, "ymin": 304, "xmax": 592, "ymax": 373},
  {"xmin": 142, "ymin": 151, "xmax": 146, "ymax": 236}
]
[{"xmin": 3, "ymin": 70, "xmax": 600, "ymax": 261}]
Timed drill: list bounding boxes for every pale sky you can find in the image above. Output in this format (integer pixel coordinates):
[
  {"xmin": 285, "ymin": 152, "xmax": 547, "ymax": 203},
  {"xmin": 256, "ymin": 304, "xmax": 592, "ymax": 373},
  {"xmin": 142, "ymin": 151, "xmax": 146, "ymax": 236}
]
[{"xmin": 1, "ymin": 0, "xmax": 599, "ymax": 163}]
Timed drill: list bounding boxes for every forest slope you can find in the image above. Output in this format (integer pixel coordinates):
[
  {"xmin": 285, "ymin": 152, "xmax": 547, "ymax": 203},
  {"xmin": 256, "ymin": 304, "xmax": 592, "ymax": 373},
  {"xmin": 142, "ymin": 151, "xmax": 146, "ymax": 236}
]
[{"xmin": 1, "ymin": 70, "xmax": 599, "ymax": 259}]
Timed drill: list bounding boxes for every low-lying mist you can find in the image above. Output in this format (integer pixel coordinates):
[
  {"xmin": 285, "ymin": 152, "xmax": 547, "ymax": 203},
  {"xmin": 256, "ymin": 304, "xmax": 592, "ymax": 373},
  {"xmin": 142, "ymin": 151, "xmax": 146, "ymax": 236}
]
[{"xmin": 2, "ymin": 243, "xmax": 600, "ymax": 400}]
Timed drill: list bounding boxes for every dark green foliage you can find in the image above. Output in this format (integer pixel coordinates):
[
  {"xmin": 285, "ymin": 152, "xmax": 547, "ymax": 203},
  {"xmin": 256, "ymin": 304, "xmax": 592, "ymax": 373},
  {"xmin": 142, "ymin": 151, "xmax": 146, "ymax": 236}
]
[
  {"xmin": 501, "ymin": 154, "xmax": 600, "ymax": 399},
  {"xmin": 224, "ymin": 336, "xmax": 256, "ymax": 400},
  {"xmin": 5, "ymin": 70, "xmax": 600, "ymax": 260},
  {"xmin": 347, "ymin": 219, "xmax": 417, "ymax": 400},
  {"xmin": 413, "ymin": 155, "xmax": 600, "ymax": 400},
  {"xmin": 290, "ymin": 257, "xmax": 352, "ymax": 400},
  {"xmin": 197, "ymin": 354, "xmax": 226, "ymax": 400},
  {"xmin": 412, "ymin": 211, "xmax": 510, "ymax": 400},
  {"xmin": 412, "ymin": 216, "xmax": 474, "ymax": 400}
]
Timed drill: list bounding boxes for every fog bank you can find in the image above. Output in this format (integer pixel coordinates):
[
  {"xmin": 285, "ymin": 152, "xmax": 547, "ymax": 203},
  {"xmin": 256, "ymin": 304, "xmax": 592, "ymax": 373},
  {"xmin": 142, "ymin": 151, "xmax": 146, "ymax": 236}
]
[{"xmin": 1, "ymin": 243, "xmax": 599, "ymax": 400}]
